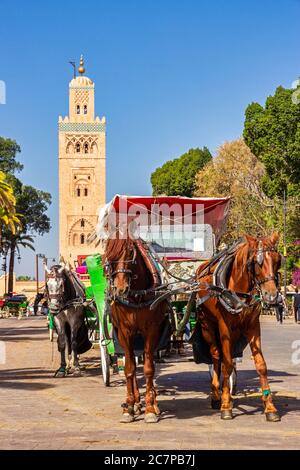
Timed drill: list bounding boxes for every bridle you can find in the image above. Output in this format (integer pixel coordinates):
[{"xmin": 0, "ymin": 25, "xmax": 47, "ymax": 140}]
[
  {"xmin": 45, "ymin": 272, "xmax": 65, "ymax": 313},
  {"xmin": 247, "ymin": 241, "xmax": 280, "ymax": 293},
  {"xmin": 105, "ymin": 244, "xmax": 137, "ymax": 294}
]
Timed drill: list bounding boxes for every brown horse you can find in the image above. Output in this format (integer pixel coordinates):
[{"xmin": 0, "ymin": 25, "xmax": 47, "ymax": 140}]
[
  {"xmin": 103, "ymin": 231, "xmax": 169, "ymax": 423},
  {"xmin": 195, "ymin": 233, "xmax": 281, "ymax": 421}
]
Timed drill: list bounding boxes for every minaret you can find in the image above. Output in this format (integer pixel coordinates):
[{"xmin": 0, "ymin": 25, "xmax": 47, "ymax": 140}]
[{"xmin": 58, "ymin": 55, "xmax": 106, "ymax": 266}]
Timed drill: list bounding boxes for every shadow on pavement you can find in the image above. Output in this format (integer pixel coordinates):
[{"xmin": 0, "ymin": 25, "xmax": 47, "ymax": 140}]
[{"xmin": 0, "ymin": 381, "xmax": 55, "ymax": 391}]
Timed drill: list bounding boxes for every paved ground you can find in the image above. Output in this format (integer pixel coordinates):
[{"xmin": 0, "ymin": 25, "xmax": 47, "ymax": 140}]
[{"xmin": 0, "ymin": 315, "xmax": 300, "ymax": 450}]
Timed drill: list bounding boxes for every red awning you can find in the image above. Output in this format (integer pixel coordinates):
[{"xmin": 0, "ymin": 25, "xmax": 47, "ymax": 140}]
[{"xmin": 110, "ymin": 194, "xmax": 230, "ymax": 244}]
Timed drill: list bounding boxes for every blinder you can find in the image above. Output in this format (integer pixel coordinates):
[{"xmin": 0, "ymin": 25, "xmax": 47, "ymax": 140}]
[
  {"xmin": 105, "ymin": 245, "xmax": 137, "ymax": 294},
  {"xmin": 247, "ymin": 243, "xmax": 280, "ymax": 292}
]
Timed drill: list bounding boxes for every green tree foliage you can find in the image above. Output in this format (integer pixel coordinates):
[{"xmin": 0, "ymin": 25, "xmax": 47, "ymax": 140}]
[
  {"xmin": 195, "ymin": 139, "xmax": 271, "ymax": 243},
  {"xmin": 10, "ymin": 177, "xmax": 51, "ymax": 235},
  {"xmin": 16, "ymin": 275, "xmax": 32, "ymax": 281},
  {"xmin": 244, "ymin": 85, "xmax": 300, "ymax": 198},
  {"xmin": 0, "ymin": 136, "xmax": 51, "ymax": 293},
  {"xmin": 0, "ymin": 137, "xmax": 23, "ymax": 174},
  {"xmin": 151, "ymin": 147, "xmax": 212, "ymax": 197},
  {"xmin": 3, "ymin": 233, "xmax": 35, "ymax": 293}
]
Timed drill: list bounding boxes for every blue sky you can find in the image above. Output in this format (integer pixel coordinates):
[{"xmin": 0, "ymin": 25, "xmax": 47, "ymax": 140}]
[{"xmin": 1, "ymin": 0, "xmax": 300, "ymax": 276}]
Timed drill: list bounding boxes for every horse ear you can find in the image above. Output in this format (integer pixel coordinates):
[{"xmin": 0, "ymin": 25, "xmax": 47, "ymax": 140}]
[
  {"xmin": 43, "ymin": 261, "xmax": 51, "ymax": 274},
  {"xmin": 270, "ymin": 232, "xmax": 280, "ymax": 246},
  {"xmin": 243, "ymin": 234, "xmax": 257, "ymax": 246},
  {"xmin": 58, "ymin": 265, "xmax": 64, "ymax": 274}
]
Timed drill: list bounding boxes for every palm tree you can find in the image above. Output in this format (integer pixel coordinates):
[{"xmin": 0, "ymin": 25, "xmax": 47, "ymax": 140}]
[
  {"xmin": 0, "ymin": 171, "xmax": 21, "ymax": 248},
  {"xmin": 0, "ymin": 171, "xmax": 15, "ymax": 211},
  {"xmin": 5, "ymin": 233, "xmax": 35, "ymax": 294}
]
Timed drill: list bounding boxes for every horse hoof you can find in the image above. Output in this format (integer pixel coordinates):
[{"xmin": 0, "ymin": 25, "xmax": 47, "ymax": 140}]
[
  {"xmin": 265, "ymin": 412, "xmax": 281, "ymax": 422},
  {"xmin": 211, "ymin": 399, "xmax": 221, "ymax": 410},
  {"xmin": 73, "ymin": 368, "xmax": 81, "ymax": 377},
  {"xmin": 134, "ymin": 403, "xmax": 142, "ymax": 416},
  {"xmin": 120, "ymin": 413, "xmax": 135, "ymax": 423},
  {"xmin": 144, "ymin": 412, "xmax": 159, "ymax": 423},
  {"xmin": 221, "ymin": 409, "xmax": 233, "ymax": 420},
  {"xmin": 54, "ymin": 368, "xmax": 66, "ymax": 378}
]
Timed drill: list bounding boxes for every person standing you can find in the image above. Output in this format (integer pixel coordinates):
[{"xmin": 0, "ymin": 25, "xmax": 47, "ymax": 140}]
[
  {"xmin": 292, "ymin": 288, "xmax": 300, "ymax": 324},
  {"xmin": 275, "ymin": 293, "xmax": 284, "ymax": 324}
]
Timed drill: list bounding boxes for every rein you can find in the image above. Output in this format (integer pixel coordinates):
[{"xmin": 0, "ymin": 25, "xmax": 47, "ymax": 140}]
[
  {"xmin": 197, "ymin": 240, "xmax": 280, "ymax": 315},
  {"xmin": 105, "ymin": 238, "xmax": 163, "ymax": 308}
]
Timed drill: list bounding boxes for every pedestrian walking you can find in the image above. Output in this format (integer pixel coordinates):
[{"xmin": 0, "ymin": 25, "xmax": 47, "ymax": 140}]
[
  {"xmin": 292, "ymin": 288, "xmax": 300, "ymax": 324},
  {"xmin": 275, "ymin": 293, "xmax": 284, "ymax": 324}
]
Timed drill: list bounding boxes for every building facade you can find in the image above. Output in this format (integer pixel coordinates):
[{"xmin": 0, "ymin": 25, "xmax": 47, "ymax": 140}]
[{"xmin": 58, "ymin": 56, "xmax": 106, "ymax": 266}]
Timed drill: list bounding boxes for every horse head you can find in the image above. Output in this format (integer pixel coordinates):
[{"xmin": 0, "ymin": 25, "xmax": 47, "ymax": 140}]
[
  {"xmin": 244, "ymin": 232, "xmax": 281, "ymax": 305},
  {"xmin": 45, "ymin": 263, "xmax": 65, "ymax": 313},
  {"xmin": 103, "ymin": 227, "xmax": 137, "ymax": 298}
]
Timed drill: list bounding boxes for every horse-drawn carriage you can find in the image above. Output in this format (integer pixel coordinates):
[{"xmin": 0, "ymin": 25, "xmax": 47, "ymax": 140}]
[
  {"xmin": 84, "ymin": 194, "xmax": 230, "ymax": 386},
  {"xmin": 45, "ymin": 194, "xmax": 282, "ymax": 422}
]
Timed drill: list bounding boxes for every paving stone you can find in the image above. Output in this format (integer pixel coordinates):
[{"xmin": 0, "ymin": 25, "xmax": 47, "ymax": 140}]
[{"xmin": 0, "ymin": 316, "xmax": 300, "ymax": 449}]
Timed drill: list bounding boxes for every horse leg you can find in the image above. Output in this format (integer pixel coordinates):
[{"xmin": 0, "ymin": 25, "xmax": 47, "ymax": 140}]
[
  {"xmin": 70, "ymin": 318, "xmax": 81, "ymax": 377},
  {"xmin": 133, "ymin": 374, "xmax": 142, "ymax": 416},
  {"xmin": 246, "ymin": 324, "xmax": 280, "ymax": 422},
  {"xmin": 201, "ymin": 322, "xmax": 221, "ymax": 409},
  {"xmin": 54, "ymin": 316, "xmax": 67, "ymax": 378},
  {"xmin": 210, "ymin": 346, "xmax": 221, "ymax": 409},
  {"xmin": 66, "ymin": 333, "xmax": 72, "ymax": 374},
  {"xmin": 143, "ymin": 329, "xmax": 161, "ymax": 423},
  {"xmin": 219, "ymin": 319, "xmax": 234, "ymax": 420},
  {"xmin": 118, "ymin": 331, "xmax": 136, "ymax": 423}
]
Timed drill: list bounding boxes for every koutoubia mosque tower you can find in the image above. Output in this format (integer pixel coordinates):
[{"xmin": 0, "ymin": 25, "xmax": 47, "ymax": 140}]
[{"xmin": 58, "ymin": 55, "xmax": 106, "ymax": 266}]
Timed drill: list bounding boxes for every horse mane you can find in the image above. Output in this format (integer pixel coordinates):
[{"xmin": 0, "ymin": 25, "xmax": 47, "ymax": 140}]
[
  {"xmin": 103, "ymin": 236, "xmax": 157, "ymax": 289},
  {"xmin": 103, "ymin": 237, "xmax": 134, "ymax": 263},
  {"xmin": 231, "ymin": 241, "xmax": 251, "ymax": 283}
]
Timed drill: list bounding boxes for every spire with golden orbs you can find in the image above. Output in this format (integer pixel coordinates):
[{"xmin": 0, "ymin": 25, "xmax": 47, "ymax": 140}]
[{"xmin": 78, "ymin": 55, "xmax": 85, "ymax": 75}]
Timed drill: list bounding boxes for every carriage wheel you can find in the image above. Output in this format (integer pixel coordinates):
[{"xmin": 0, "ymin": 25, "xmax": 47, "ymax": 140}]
[{"xmin": 100, "ymin": 341, "xmax": 110, "ymax": 386}]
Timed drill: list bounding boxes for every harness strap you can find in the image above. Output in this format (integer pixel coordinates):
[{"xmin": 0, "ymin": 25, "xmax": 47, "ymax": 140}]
[
  {"xmin": 135, "ymin": 239, "xmax": 161, "ymax": 288},
  {"xmin": 256, "ymin": 275, "xmax": 276, "ymax": 286}
]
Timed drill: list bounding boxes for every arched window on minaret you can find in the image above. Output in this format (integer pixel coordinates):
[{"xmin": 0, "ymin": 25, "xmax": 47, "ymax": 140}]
[
  {"xmin": 81, "ymin": 219, "xmax": 85, "ymax": 227},
  {"xmin": 77, "ymin": 188, "xmax": 81, "ymax": 197},
  {"xmin": 80, "ymin": 234, "xmax": 85, "ymax": 245},
  {"xmin": 66, "ymin": 142, "xmax": 74, "ymax": 154},
  {"xmin": 84, "ymin": 105, "xmax": 87, "ymax": 114},
  {"xmin": 84, "ymin": 142, "xmax": 89, "ymax": 154},
  {"xmin": 76, "ymin": 105, "xmax": 80, "ymax": 114},
  {"xmin": 91, "ymin": 142, "xmax": 98, "ymax": 154},
  {"xmin": 76, "ymin": 142, "xmax": 81, "ymax": 153},
  {"xmin": 84, "ymin": 188, "xmax": 88, "ymax": 197}
]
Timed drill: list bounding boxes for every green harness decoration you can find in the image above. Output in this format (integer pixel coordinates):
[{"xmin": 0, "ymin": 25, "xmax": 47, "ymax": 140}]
[
  {"xmin": 48, "ymin": 312, "xmax": 55, "ymax": 330},
  {"xmin": 262, "ymin": 389, "xmax": 271, "ymax": 397}
]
